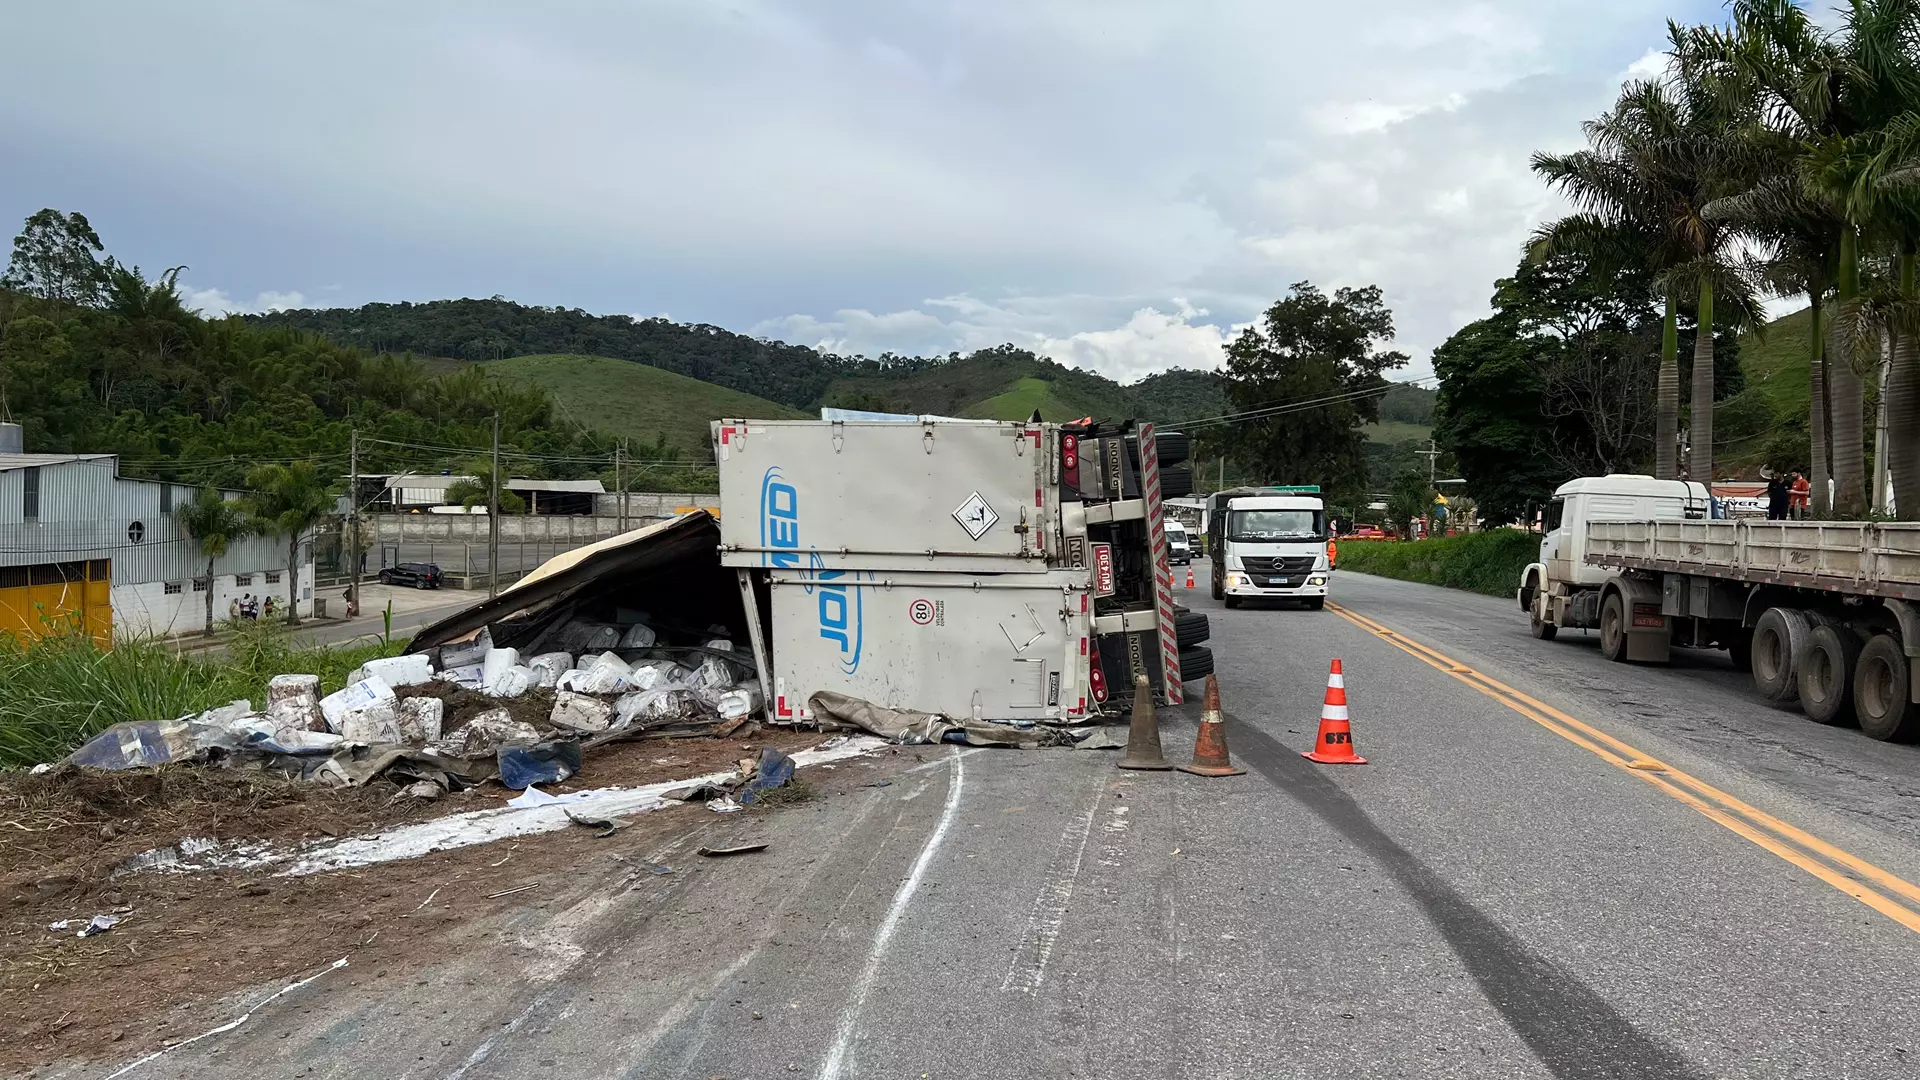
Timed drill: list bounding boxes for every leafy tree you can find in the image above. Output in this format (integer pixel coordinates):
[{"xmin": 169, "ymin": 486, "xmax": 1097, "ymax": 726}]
[
  {"xmin": 1431, "ymin": 316, "xmax": 1559, "ymax": 525},
  {"xmin": 175, "ymin": 488, "xmax": 256, "ymax": 634},
  {"xmin": 1384, "ymin": 469, "xmax": 1436, "ymax": 540},
  {"xmin": 243, "ymin": 462, "xmax": 336, "ymax": 624},
  {"xmin": 445, "ymin": 463, "xmax": 528, "ymax": 515},
  {"xmin": 1, "ymin": 209, "xmax": 109, "ymax": 306},
  {"xmin": 1216, "ymin": 282, "xmax": 1408, "ymax": 494}
]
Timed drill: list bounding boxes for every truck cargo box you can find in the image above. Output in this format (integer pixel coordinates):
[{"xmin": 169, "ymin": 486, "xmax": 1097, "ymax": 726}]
[
  {"xmin": 764, "ymin": 568, "xmax": 1093, "ymax": 723},
  {"xmin": 714, "ymin": 419, "xmax": 1057, "ymax": 574}
]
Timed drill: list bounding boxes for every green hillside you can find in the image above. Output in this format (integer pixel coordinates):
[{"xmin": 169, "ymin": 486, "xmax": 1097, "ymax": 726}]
[
  {"xmin": 1717, "ymin": 306, "xmax": 1820, "ymax": 474},
  {"xmin": 483, "ymin": 354, "xmax": 807, "ymax": 450}
]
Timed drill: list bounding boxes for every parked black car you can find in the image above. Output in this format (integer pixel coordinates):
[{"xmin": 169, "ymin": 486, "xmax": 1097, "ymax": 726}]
[{"xmin": 377, "ymin": 562, "xmax": 444, "ymax": 589}]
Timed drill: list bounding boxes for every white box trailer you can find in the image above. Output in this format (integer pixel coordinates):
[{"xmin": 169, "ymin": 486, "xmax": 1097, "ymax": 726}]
[
  {"xmin": 763, "ymin": 568, "xmax": 1095, "ymax": 723},
  {"xmin": 713, "ymin": 418, "xmax": 1057, "ymax": 575}
]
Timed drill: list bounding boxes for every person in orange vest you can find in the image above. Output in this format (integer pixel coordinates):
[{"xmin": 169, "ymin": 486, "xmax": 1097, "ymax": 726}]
[{"xmin": 1326, "ymin": 537, "xmax": 1338, "ymax": 569}]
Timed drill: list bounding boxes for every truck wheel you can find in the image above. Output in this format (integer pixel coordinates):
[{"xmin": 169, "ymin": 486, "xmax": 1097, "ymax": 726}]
[
  {"xmin": 1598, "ymin": 592, "xmax": 1628, "ymax": 662},
  {"xmin": 1224, "ymin": 595, "xmax": 1242, "ymax": 610},
  {"xmin": 1304, "ymin": 596, "xmax": 1326, "ymax": 611},
  {"xmin": 1751, "ymin": 607, "xmax": 1809, "ymax": 703},
  {"xmin": 1852, "ymin": 634, "xmax": 1915, "ymax": 741},
  {"xmin": 1798, "ymin": 621, "xmax": 1860, "ymax": 725},
  {"xmin": 1174, "ymin": 610, "xmax": 1210, "ymax": 648},
  {"xmin": 1530, "ymin": 614, "xmax": 1558, "ymax": 641},
  {"xmin": 1211, "ymin": 566, "xmax": 1224, "ymax": 601},
  {"xmin": 1177, "ymin": 645, "xmax": 1213, "ymax": 679}
]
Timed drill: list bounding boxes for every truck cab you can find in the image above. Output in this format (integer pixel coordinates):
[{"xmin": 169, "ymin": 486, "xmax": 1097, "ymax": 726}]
[
  {"xmin": 1522, "ymin": 474, "xmax": 1709, "ymax": 636},
  {"xmin": 1208, "ymin": 491, "xmax": 1329, "ymax": 610}
]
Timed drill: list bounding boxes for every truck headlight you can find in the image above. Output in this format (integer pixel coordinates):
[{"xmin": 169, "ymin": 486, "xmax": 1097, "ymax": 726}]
[
  {"xmin": 1227, "ymin": 574, "xmax": 1245, "ymax": 587},
  {"xmin": 1308, "ymin": 575, "xmax": 1326, "ymax": 586}
]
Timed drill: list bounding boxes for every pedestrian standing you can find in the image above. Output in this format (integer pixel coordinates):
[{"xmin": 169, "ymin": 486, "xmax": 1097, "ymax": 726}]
[
  {"xmin": 1790, "ymin": 472, "xmax": 1811, "ymax": 519},
  {"xmin": 1764, "ymin": 468, "xmax": 1789, "ymax": 520}
]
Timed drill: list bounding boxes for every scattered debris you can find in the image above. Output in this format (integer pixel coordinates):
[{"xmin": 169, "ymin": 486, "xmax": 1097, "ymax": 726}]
[
  {"xmin": 808, "ymin": 692, "xmax": 1076, "ymax": 748},
  {"xmin": 484, "ymin": 882, "xmax": 541, "ymax": 900},
  {"xmin": 564, "ymin": 809, "xmax": 629, "ymax": 837},
  {"xmin": 706, "ymin": 795, "xmax": 743, "ymax": 813},
  {"xmin": 97, "ymin": 958, "xmax": 349, "ymax": 1080},
  {"xmin": 77, "ymin": 913, "xmax": 120, "ymax": 937},
  {"xmin": 739, "ymin": 747, "xmax": 796, "ymax": 805},
  {"xmin": 697, "ymin": 842, "xmax": 768, "ymax": 857}
]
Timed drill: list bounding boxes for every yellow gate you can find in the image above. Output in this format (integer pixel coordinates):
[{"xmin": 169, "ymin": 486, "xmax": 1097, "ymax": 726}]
[{"xmin": 0, "ymin": 559, "xmax": 113, "ymax": 646}]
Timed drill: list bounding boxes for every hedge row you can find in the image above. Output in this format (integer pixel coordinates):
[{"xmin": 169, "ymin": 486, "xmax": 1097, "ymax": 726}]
[{"xmin": 1336, "ymin": 530, "xmax": 1540, "ymax": 597}]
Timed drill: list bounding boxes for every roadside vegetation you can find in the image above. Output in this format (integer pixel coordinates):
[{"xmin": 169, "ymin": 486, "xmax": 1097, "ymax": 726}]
[
  {"xmin": 1337, "ymin": 531, "xmax": 1539, "ymax": 598},
  {"xmin": 0, "ymin": 620, "xmax": 401, "ymax": 770}
]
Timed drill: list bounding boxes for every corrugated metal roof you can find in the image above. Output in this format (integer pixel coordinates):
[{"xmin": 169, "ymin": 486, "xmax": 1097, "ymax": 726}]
[
  {"xmin": 0, "ymin": 453, "xmax": 116, "ymax": 472},
  {"xmin": 507, "ymin": 479, "xmax": 606, "ymax": 494}
]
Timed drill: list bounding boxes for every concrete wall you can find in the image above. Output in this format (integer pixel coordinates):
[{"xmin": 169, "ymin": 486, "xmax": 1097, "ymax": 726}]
[
  {"xmin": 373, "ymin": 494, "xmax": 716, "ymax": 544},
  {"xmin": 112, "ymin": 562, "xmax": 316, "ymax": 639}
]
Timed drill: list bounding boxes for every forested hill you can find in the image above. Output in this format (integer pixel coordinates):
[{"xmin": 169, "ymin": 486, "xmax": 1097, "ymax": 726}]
[
  {"xmin": 250, "ymin": 298, "xmax": 848, "ymax": 410},
  {"xmin": 250, "ymin": 297, "xmax": 1241, "ymax": 423}
]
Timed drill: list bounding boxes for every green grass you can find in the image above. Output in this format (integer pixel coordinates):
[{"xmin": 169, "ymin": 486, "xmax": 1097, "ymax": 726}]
[
  {"xmin": 961, "ymin": 377, "xmax": 1118, "ymax": 422},
  {"xmin": 1338, "ymin": 530, "xmax": 1539, "ymax": 597},
  {"xmin": 0, "ymin": 621, "xmax": 401, "ymax": 769},
  {"xmin": 1739, "ymin": 307, "xmax": 1814, "ymax": 423},
  {"xmin": 483, "ymin": 354, "xmax": 808, "ymax": 450}
]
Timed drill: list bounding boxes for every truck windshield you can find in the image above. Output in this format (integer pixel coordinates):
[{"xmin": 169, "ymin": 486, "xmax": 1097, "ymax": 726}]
[{"xmin": 1228, "ymin": 509, "xmax": 1324, "ymax": 542}]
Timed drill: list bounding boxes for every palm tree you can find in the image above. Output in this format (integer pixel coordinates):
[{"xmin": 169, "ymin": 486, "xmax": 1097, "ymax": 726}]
[
  {"xmin": 243, "ymin": 462, "xmax": 335, "ymax": 625},
  {"xmin": 444, "ymin": 463, "xmax": 526, "ymax": 514},
  {"xmin": 1533, "ymin": 53, "xmax": 1762, "ymax": 483},
  {"xmin": 174, "ymin": 487, "xmax": 254, "ymax": 634}
]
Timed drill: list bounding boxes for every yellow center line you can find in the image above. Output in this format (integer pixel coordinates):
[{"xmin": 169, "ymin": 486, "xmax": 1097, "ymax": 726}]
[{"xmin": 1326, "ymin": 601, "xmax": 1920, "ymax": 936}]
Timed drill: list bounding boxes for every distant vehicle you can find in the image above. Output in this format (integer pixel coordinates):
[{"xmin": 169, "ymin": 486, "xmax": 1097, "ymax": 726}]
[
  {"xmin": 1348, "ymin": 525, "xmax": 1391, "ymax": 540},
  {"xmin": 1165, "ymin": 519, "xmax": 1192, "ymax": 565},
  {"xmin": 378, "ymin": 562, "xmax": 444, "ymax": 589},
  {"xmin": 1206, "ymin": 486, "xmax": 1330, "ymax": 610}
]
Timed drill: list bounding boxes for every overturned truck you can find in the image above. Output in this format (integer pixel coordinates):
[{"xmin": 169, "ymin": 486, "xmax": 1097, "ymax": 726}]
[{"xmin": 411, "ymin": 417, "xmax": 1207, "ymax": 727}]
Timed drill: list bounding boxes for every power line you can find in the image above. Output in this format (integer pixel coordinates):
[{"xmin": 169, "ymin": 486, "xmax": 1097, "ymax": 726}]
[{"xmin": 1175, "ymin": 376, "xmax": 1439, "ymax": 431}]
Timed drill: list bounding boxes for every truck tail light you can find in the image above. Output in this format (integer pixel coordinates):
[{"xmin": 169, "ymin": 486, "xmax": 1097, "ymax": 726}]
[
  {"xmin": 1061, "ymin": 434, "xmax": 1080, "ymax": 491},
  {"xmin": 1088, "ymin": 654, "xmax": 1108, "ymax": 702}
]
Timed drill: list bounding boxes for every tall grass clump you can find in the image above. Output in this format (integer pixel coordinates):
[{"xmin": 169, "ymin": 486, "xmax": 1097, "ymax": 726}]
[
  {"xmin": 0, "ymin": 621, "xmax": 402, "ymax": 770},
  {"xmin": 1337, "ymin": 530, "xmax": 1540, "ymax": 597}
]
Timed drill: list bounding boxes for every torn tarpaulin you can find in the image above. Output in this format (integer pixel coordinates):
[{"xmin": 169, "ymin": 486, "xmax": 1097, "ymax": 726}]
[
  {"xmin": 806, "ymin": 692, "xmax": 1075, "ymax": 748},
  {"xmin": 737, "ymin": 747, "xmax": 795, "ymax": 805},
  {"xmin": 498, "ymin": 740, "xmax": 583, "ymax": 790}
]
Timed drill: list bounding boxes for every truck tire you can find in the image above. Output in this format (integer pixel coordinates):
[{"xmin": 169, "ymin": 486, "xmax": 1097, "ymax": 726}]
[
  {"xmin": 1210, "ymin": 564, "xmax": 1224, "ymax": 601},
  {"xmin": 1751, "ymin": 607, "xmax": 1809, "ymax": 703},
  {"xmin": 1154, "ymin": 432, "xmax": 1191, "ymax": 466},
  {"xmin": 1304, "ymin": 596, "xmax": 1326, "ymax": 611},
  {"xmin": 1852, "ymin": 634, "xmax": 1915, "ymax": 741},
  {"xmin": 1798, "ymin": 621, "xmax": 1860, "ymax": 725},
  {"xmin": 1598, "ymin": 591, "xmax": 1629, "ymax": 662},
  {"xmin": 1160, "ymin": 465, "xmax": 1194, "ymax": 498},
  {"xmin": 1175, "ymin": 610, "xmax": 1210, "ymax": 648},
  {"xmin": 1177, "ymin": 645, "xmax": 1213, "ymax": 680},
  {"xmin": 1224, "ymin": 595, "xmax": 1242, "ymax": 609},
  {"xmin": 1530, "ymin": 613, "xmax": 1558, "ymax": 641}
]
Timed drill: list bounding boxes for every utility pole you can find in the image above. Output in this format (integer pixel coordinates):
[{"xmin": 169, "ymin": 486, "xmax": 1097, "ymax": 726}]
[
  {"xmin": 1417, "ymin": 438, "xmax": 1442, "ymax": 487},
  {"xmin": 347, "ymin": 427, "xmax": 360, "ymax": 619},
  {"xmin": 616, "ymin": 440, "xmax": 628, "ymax": 533},
  {"xmin": 489, "ymin": 412, "xmax": 501, "ymax": 597}
]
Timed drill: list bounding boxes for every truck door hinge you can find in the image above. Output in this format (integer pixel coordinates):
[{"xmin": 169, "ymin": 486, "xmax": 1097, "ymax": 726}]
[{"xmin": 831, "ymin": 420, "xmax": 845, "ymax": 454}]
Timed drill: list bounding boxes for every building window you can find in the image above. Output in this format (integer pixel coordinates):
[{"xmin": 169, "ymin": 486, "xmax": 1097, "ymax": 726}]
[
  {"xmin": 22, "ymin": 466, "xmax": 39, "ymax": 521},
  {"xmin": 265, "ymin": 571, "xmax": 282, "ymax": 584},
  {"xmin": 164, "ymin": 581, "xmax": 183, "ymax": 595},
  {"xmin": 192, "ymin": 578, "xmax": 210, "ymax": 592},
  {"xmin": 87, "ymin": 559, "xmax": 109, "ymax": 582},
  {"xmin": 160, "ymin": 485, "xmax": 173, "ymax": 515},
  {"xmin": 127, "ymin": 521, "xmax": 145, "ymax": 544},
  {"xmin": 234, "ymin": 573, "xmax": 252, "ymax": 586},
  {"xmin": 0, "ymin": 567, "xmax": 25, "ymax": 589}
]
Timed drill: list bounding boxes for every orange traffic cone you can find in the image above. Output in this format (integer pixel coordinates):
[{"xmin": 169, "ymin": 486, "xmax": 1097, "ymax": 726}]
[
  {"xmin": 1178, "ymin": 674, "xmax": 1244, "ymax": 777},
  {"xmin": 1303, "ymin": 659, "xmax": 1367, "ymax": 764},
  {"xmin": 1185, "ymin": 566, "xmax": 1196, "ymax": 589}
]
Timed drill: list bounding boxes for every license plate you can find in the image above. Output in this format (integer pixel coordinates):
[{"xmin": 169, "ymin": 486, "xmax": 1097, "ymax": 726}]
[{"xmin": 1265, "ymin": 577, "xmax": 1295, "ymax": 587}]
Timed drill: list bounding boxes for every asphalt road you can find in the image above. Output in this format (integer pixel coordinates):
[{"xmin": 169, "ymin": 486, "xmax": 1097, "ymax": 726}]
[{"xmin": 87, "ymin": 564, "xmax": 1920, "ymax": 1079}]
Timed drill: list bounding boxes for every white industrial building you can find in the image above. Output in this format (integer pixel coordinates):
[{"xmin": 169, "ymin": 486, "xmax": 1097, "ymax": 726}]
[{"xmin": 0, "ymin": 425, "xmax": 315, "ymax": 640}]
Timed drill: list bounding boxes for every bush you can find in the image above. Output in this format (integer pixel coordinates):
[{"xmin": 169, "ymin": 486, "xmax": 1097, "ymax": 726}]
[
  {"xmin": 1337, "ymin": 530, "xmax": 1539, "ymax": 597},
  {"xmin": 0, "ymin": 623, "xmax": 400, "ymax": 770}
]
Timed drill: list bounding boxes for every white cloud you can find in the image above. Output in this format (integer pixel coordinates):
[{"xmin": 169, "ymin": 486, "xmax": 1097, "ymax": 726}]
[
  {"xmin": 182, "ymin": 286, "xmax": 314, "ymax": 316},
  {"xmin": 0, "ymin": 0, "xmax": 1722, "ymax": 382}
]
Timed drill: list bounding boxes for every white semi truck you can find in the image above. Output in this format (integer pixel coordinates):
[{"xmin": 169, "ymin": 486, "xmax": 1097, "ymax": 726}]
[
  {"xmin": 1520, "ymin": 473, "xmax": 1920, "ymax": 741},
  {"xmin": 1206, "ymin": 486, "xmax": 1331, "ymax": 609}
]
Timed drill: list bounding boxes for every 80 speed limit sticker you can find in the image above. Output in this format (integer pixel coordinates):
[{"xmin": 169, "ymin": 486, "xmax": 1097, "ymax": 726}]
[{"xmin": 909, "ymin": 598, "xmax": 936, "ymax": 625}]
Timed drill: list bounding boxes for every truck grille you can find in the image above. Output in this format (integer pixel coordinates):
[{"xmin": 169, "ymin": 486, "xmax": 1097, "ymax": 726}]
[{"xmin": 1240, "ymin": 556, "xmax": 1315, "ymax": 574}]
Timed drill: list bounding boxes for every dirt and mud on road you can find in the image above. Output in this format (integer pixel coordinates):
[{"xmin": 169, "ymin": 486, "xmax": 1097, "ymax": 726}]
[{"xmin": 0, "ymin": 727, "xmax": 865, "ymax": 1072}]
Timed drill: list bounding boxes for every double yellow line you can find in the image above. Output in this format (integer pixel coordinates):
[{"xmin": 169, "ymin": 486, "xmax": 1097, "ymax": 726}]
[{"xmin": 1328, "ymin": 601, "xmax": 1920, "ymax": 935}]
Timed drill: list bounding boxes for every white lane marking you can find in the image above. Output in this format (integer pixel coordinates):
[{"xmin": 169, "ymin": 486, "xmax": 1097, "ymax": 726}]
[
  {"xmin": 1000, "ymin": 775, "xmax": 1104, "ymax": 994},
  {"xmin": 818, "ymin": 752, "xmax": 968, "ymax": 1080}
]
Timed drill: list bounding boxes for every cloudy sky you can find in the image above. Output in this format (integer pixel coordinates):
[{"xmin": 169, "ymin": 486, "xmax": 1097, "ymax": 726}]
[{"xmin": 2, "ymin": 0, "xmax": 1731, "ymax": 382}]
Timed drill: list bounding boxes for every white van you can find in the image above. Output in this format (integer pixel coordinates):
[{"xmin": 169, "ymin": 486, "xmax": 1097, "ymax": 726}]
[{"xmin": 1165, "ymin": 519, "xmax": 1192, "ymax": 566}]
